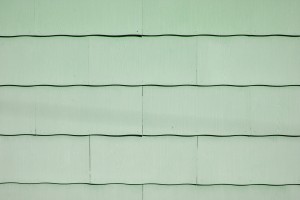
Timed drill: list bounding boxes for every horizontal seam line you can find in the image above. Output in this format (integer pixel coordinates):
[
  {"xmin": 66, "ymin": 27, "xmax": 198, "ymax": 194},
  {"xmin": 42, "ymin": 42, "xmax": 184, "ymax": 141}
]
[
  {"xmin": 0, "ymin": 182, "xmax": 299, "ymax": 186},
  {"xmin": 0, "ymin": 134, "xmax": 300, "ymax": 137},
  {"xmin": 1, "ymin": 34, "xmax": 300, "ymax": 38},
  {"xmin": 1, "ymin": 84, "xmax": 300, "ymax": 88}
]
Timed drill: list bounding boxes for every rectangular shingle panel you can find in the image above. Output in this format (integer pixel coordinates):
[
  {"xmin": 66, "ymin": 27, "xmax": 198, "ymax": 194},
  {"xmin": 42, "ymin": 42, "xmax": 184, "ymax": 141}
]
[
  {"xmin": 0, "ymin": 136, "xmax": 89, "ymax": 182},
  {"xmin": 0, "ymin": 184, "xmax": 142, "ymax": 200},
  {"xmin": 0, "ymin": 87, "xmax": 35, "ymax": 134},
  {"xmin": 0, "ymin": 0, "xmax": 142, "ymax": 35},
  {"xmin": 2, "ymin": 87, "xmax": 299, "ymax": 136},
  {"xmin": 144, "ymin": 185, "xmax": 300, "ymax": 200},
  {"xmin": 143, "ymin": 0, "xmax": 300, "ymax": 35},
  {"xmin": 90, "ymin": 136, "xmax": 197, "ymax": 184},
  {"xmin": 36, "ymin": 87, "xmax": 142, "ymax": 135},
  {"xmin": 197, "ymin": 37, "xmax": 300, "ymax": 85},
  {"xmin": 0, "ymin": 87, "xmax": 142, "ymax": 135},
  {"xmin": 0, "ymin": 37, "xmax": 197, "ymax": 85},
  {"xmin": 0, "ymin": 0, "xmax": 35, "ymax": 35},
  {"xmin": 251, "ymin": 87, "xmax": 300, "ymax": 135},
  {"xmin": 143, "ymin": 87, "xmax": 300, "ymax": 135},
  {"xmin": 197, "ymin": 137, "xmax": 300, "ymax": 184},
  {"xmin": 88, "ymin": 37, "xmax": 143, "ymax": 84},
  {"xmin": 2, "ymin": 37, "xmax": 299, "ymax": 85},
  {"xmin": 143, "ymin": 87, "xmax": 251, "ymax": 135},
  {"xmin": 0, "ymin": 38, "xmax": 89, "ymax": 84},
  {"xmin": 140, "ymin": 37, "xmax": 197, "ymax": 84}
]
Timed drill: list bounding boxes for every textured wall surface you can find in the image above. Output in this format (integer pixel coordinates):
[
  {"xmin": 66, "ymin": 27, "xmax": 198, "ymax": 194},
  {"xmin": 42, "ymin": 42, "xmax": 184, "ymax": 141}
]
[{"xmin": 0, "ymin": 0, "xmax": 300, "ymax": 199}]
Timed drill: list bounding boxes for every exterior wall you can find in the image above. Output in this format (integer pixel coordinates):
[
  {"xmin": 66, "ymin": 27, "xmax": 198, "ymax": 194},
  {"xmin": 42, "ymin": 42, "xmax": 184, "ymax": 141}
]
[{"xmin": 0, "ymin": 0, "xmax": 300, "ymax": 199}]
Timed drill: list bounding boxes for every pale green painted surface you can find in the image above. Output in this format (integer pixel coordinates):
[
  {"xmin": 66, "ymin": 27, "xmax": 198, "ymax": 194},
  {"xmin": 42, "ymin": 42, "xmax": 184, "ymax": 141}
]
[
  {"xmin": 1, "ymin": 184, "xmax": 300, "ymax": 200},
  {"xmin": 0, "ymin": 0, "xmax": 35, "ymax": 35},
  {"xmin": 0, "ymin": 0, "xmax": 142, "ymax": 35},
  {"xmin": 1, "ymin": 0, "xmax": 300, "ymax": 198},
  {"xmin": 1, "ymin": 136, "xmax": 300, "ymax": 185},
  {"xmin": 89, "ymin": 37, "xmax": 197, "ymax": 84},
  {"xmin": 0, "ymin": 38, "xmax": 89, "ymax": 84},
  {"xmin": 144, "ymin": 185, "xmax": 300, "ymax": 200},
  {"xmin": 0, "ymin": 184, "xmax": 142, "ymax": 200},
  {"xmin": 143, "ymin": 0, "xmax": 300, "ymax": 34},
  {"xmin": 0, "ymin": 37, "xmax": 197, "ymax": 84},
  {"xmin": 1, "ymin": 37, "xmax": 300, "ymax": 84},
  {"xmin": 0, "ymin": 88, "xmax": 35, "ymax": 134},
  {"xmin": 1, "ymin": 0, "xmax": 300, "ymax": 34},
  {"xmin": 1, "ymin": 87, "xmax": 299, "ymax": 135},
  {"xmin": 0, "ymin": 136, "xmax": 89, "ymax": 182},
  {"xmin": 90, "ymin": 136, "xmax": 197, "ymax": 184},
  {"xmin": 196, "ymin": 37, "xmax": 300, "ymax": 85},
  {"xmin": 143, "ymin": 87, "xmax": 300, "ymax": 135},
  {"xmin": 0, "ymin": 87, "xmax": 142, "ymax": 135},
  {"xmin": 197, "ymin": 137, "xmax": 300, "ymax": 184}
]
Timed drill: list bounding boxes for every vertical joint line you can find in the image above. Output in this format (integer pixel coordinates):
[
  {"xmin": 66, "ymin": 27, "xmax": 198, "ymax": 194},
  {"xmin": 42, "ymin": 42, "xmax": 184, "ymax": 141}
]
[
  {"xmin": 195, "ymin": 39, "xmax": 198, "ymax": 84},
  {"xmin": 142, "ymin": 184, "xmax": 144, "ymax": 200},
  {"xmin": 142, "ymin": 86, "xmax": 144, "ymax": 136},
  {"xmin": 141, "ymin": 0, "xmax": 144, "ymax": 35},
  {"xmin": 196, "ymin": 136, "xmax": 198, "ymax": 184},
  {"xmin": 249, "ymin": 88, "xmax": 252, "ymax": 135},
  {"xmin": 33, "ymin": 0, "xmax": 36, "ymax": 33},
  {"xmin": 34, "ymin": 101, "xmax": 37, "ymax": 135},
  {"xmin": 87, "ymin": 38, "xmax": 90, "ymax": 84},
  {"xmin": 89, "ymin": 135, "xmax": 91, "ymax": 183}
]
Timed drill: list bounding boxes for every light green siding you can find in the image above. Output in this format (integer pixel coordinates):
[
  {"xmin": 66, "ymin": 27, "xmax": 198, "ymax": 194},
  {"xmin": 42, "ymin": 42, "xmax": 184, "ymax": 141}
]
[
  {"xmin": 0, "ymin": 184, "xmax": 142, "ymax": 200},
  {"xmin": 143, "ymin": 0, "xmax": 300, "ymax": 34},
  {"xmin": 144, "ymin": 185, "xmax": 300, "ymax": 200},
  {"xmin": 1, "ymin": 0, "xmax": 300, "ymax": 199},
  {"xmin": 0, "ymin": 136, "xmax": 89, "ymax": 182},
  {"xmin": 1, "ymin": 37, "xmax": 300, "ymax": 85},
  {"xmin": 143, "ymin": 87, "xmax": 300, "ymax": 135}
]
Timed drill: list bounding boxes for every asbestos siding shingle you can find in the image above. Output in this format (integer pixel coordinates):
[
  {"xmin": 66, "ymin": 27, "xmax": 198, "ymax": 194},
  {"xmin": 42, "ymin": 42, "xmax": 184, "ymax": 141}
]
[
  {"xmin": 0, "ymin": 38, "xmax": 89, "ymax": 84},
  {"xmin": 0, "ymin": 184, "xmax": 142, "ymax": 200},
  {"xmin": 0, "ymin": 37, "xmax": 197, "ymax": 85},
  {"xmin": 143, "ymin": 0, "xmax": 300, "ymax": 35},
  {"xmin": 143, "ymin": 185, "xmax": 300, "ymax": 200},
  {"xmin": 0, "ymin": 0, "xmax": 142, "ymax": 35},
  {"xmin": 1, "ymin": 0, "xmax": 300, "ymax": 35},
  {"xmin": 1, "ymin": 37, "xmax": 300, "ymax": 85},
  {"xmin": 143, "ymin": 87, "xmax": 300, "ymax": 136},
  {"xmin": 0, "ymin": 0, "xmax": 35, "ymax": 35},
  {"xmin": 0, "ymin": 136, "xmax": 89, "ymax": 183},
  {"xmin": 0, "ymin": 88, "xmax": 36, "ymax": 134},
  {"xmin": 2, "ymin": 87, "xmax": 299, "ymax": 136},
  {"xmin": 90, "ymin": 136, "xmax": 197, "ymax": 184},
  {"xmin": 196, "ymin": 37, "xmax": 300, "ymax": 85},
  {"xmin": 0, "ymin": 87, "xmax": 142, "ymax": 135},
  {"xmin": 197, "ymin": 137, "xmax": 300, "ymax": 184},
  {"xmin": 89, "ymin": 37, "xmax": 197, "ymax": 84}
]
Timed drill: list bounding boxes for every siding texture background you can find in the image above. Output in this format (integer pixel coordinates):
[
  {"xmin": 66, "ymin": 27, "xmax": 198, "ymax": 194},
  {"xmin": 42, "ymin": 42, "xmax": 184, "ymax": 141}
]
[{"xmin": 0, "ymin": 0, "xmax": 300, "ymax": 199}]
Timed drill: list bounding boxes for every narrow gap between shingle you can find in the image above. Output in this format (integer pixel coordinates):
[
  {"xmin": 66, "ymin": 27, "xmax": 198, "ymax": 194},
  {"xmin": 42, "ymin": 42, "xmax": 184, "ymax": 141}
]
[
  {"xmin": 142, "ymin": 185, "xmax": 144, "ymax": 200},
  {"xmin": 87, "ymin": 38, "xmax": 90, "ymax": 85},
  {"xmin": 141, "ymin": 0, "xmax": 144, "ymax": 35},
  {"xmin": 195, "ymin": 37, "xmax": 198, "ymax": 85},
  {"xmin": 89, "ymin": 135, "xmax": 91, "ymax": 183},
  {"xmin": 142, "ymin": 86, "xmax": 144, "ymax": 136},
  {"xmin": 33, "ymin": 0, "xmax": 36, "ymax": 34},
  {"xmin": 196, "ymin": 136, "xmax": 198, "ymax": 184}
]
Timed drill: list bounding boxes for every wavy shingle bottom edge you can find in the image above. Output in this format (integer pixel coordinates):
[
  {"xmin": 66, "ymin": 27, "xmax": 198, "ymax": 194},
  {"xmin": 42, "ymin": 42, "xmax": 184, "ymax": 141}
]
[
  {"xmin": 1, "ymin": 34, "xmax": 300, "ymax": 38},
  {"xmin": 0, "ymin": 182, "xmax": 299, "ymax": 186},
  {"xmin": 0, "ymin": 134, "xmax": 300, "ymax": 137}
]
